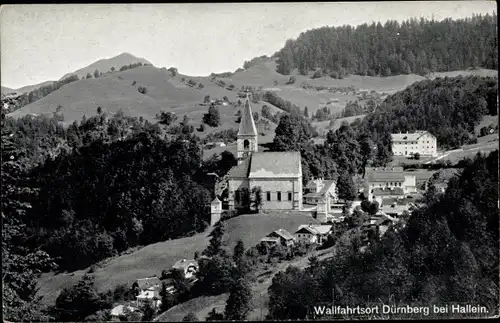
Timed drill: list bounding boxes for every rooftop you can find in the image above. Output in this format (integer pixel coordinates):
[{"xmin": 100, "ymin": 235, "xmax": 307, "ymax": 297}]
[
  {"xmin": 373, "ymin": 187, "xmax": 405, "ymax": 196},
  {"xmin": 227, "ymin": 156, "xmax": 251, "ymax": 178},
  {"xmin": 391, "ymin": 130, "xmax": 433, "ymax": 142},
  {"xmin": 249, "ymin": 152, "xmax": 302, "ymax": 178},
  {"xmin": 365, "ymin": 167, "xmax": 405, "ymax": 182},
  {"xmin": 135, "ymin": 277, "xmax": 161, "ymax": 290},
  {"xmin": 269, "ymin": 228, "xmax": 295, "ymax": 241},
  {"xmin": 304, "ymin": 179, "xmax": 336, "ymax": 197},
  {"xmin": 238, "ymin": 97, "xmax": 258, "ymax": 137},
  {"xmin": 172, "ymin": 259, "xmax": 198, "ymax": 270}
]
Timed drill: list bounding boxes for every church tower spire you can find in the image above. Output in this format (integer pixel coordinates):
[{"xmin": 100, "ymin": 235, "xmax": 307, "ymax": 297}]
[{"xmin": 237, "ymin": 93, "xmax": 258, "ymax": 163}]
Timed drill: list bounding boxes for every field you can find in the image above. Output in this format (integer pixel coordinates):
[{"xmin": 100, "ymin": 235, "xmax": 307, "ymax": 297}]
[
  {"xmin": 312, "ymin": 114, "xmax": 366, "ymax": 136},
  {"xmin": 36, "ymin": 211, "xmax": 317, "ymax": 307},
  {"xmin": 155, "ymin": 294, "xmax": 229, "ymax": 322},
  {"xmin": 221, "ymin": 212, "xmax": 319, "ymax": 251}
]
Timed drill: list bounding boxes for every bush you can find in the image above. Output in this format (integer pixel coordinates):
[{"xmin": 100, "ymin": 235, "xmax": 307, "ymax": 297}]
[
  {"xmin": 311, "ymin": 70, "xmax": 322, "ymax": 79},
  {"xmin": 138, "ymin": 86, "xmax": 148, "ymax": 95}
]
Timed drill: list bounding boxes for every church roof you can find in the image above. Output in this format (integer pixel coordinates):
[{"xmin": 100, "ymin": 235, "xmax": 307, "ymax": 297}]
[
  {"xmin": 227, "ymin": 156, "xmax": 251, "ymax": 178},
  {"xmin": 249, "ymin": 152, "xmax": 301, "ymax": 178},
  {"xmin": 238, "ymin": 97, "xmax": 258, "ymax": 137}
]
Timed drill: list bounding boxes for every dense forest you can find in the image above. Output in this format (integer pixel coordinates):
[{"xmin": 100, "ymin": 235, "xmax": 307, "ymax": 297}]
[
  {"xmin": 1, "ymin": 111, "xmax": 239, "ymax": 273},
  {"xmin": 267, "ymin": 150, "xmax": 499, "ymax": 319},
  {"xmin": 276, "ymin": 14, "xmax": 497, "ymax": 76},
  {"xmin": 354, "ymin": 75, "xmax": 498, "ymax": 149}
]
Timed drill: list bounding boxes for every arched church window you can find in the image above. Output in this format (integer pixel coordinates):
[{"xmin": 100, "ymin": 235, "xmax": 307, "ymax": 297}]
[{"xmin": 243, "ymin": 139, "xmax": 250, "ymax": 149}]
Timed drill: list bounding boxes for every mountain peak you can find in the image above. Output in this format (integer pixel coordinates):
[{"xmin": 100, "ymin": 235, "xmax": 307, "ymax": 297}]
[{"xmin": 60, "ymin": 53, "xmax": 152, "ymax": 80}]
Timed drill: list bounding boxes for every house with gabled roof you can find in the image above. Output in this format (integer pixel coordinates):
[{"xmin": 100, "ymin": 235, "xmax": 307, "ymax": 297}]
[
  {"xmin": 227, "ymin": 95, "xmax": 303, "ymax": 211},
  {"xmin": 172, "ymin": 259, "xmax": 199, "ymax": 279},
  {"xmin": 363, "ymin": 167, "xmax": 417, "ymax": 201},
  {"xmin": 261, "ymin": 228, "xmax": 296, "ymax": 247},
  {"xmin": 294, "ymin": 224, "xmax": 332, "ymax": 245},
  {"xmin": 304, "ymin": 178, "xmax": 337, "ymax": 205}
]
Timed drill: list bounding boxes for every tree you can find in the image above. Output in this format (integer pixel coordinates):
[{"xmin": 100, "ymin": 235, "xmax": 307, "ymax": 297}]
[
  {"xmin": 223, "ymin": 96, "xmax": 229, "ymax": 102},
  {"xmin": 203, "ymin": 221, "xmax": 225, "ymax": 257},
  {"xmin": 206, "ymin": 308, "xmax": 224, "ymax": 321},
  {"xmin": 337, "ymin": 171, "xmax": 357, "ymax": 201},
  {"xmin": 273, "ymin": 113, "xmax": 313, "ymax": 151},
  {"xmin": 86, "ymin": 73, "xmax": 93, "ymax": 79},
  {"xmin": 182, "ymin": 312, "xmax": 199, "ymax": 321},
  {"xmin": 168, "ymin": 67, "xmax": 178, "ymax": 76},
  {"xmin": 346, "ymin": 207, "xmax": 368, "ymax": 228},
  {"xmin": 224, "ymin": 277, "xmax": 252, "ymax": 321},
  {"xmin": 160, "ymin": 282, "xmax": 176, "ymax": 312},
  {"xmin": 110, "ymin": 67, "xmax": 115, "ymax": 72},
  {"xmin": 93, "ymin": 69, "xmax": 100, "ymax": 78},
  {"xmin": 197, "ymin": 254, "xmax": 236, "ymax": 295},
  {"xmin": 204, "ymin": 95, "xmax": 210, "ymax": 104},
  {"xmin": 97, "ymin": 106, "xmax": 102, "ymax": 115},
  {"xmin": 251, "ymin": 186, "xmax": 263, "ymax": 213},
  {"xmin": 158, "ymin": 111, "xmax": 177, "ymax": 126},
  {"xmin": 198, "ymin": 123, "xmax": 205, "ymax": 132},
  {"xmin": 287, "ymin": 76, "xmax": 296, "ymax": 84},
  {"xmin": 54, "ymin": 275, "xmax": 112, "ymax": 321},
  {"xmin": 414, "ymin": 152, "xmax": 421, "ymax": 160},
  {"xmin": 233, "ymin": 240, "xmax": 245, "ymax": 264},
  {"xmin": 141, "ymin": 302, "xmax": 155, "ymax": 321},
  {"xmin": 2, "ymin": 124, "xmax": 57, "ymax": 321},
  {"xmin": 203, "ymin": 105, "xmax": 221, "ymax": 127},
  {"xmin": 304, "ymin": 106, "xmax": 309, "ymax": 118},
  {"xmin": 138, "ymin": 86, "xmax": 148, "ymax": 94}
]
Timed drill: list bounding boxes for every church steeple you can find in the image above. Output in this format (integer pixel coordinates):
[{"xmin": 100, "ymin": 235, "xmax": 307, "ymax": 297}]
[{"xmin": 237, "ymin": 94, "xmax": 258, "ymax": 163}]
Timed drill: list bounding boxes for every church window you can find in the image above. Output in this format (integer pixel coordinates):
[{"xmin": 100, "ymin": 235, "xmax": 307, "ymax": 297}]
[
  {"xmin": 266, "ymin": 191, "xmax": 271, "ymax": 201},
  {"xmin": 243, "ymin": 139, "xmax": 250, "ymax": 149},
  {"xmin": 277, "ymin": 191, "xmax": 281, "ymax": 201},
  {"xmin": 288, "ymin": 192, "xmax": 292, "ymax": 201},
  {"xmin": 235, "ymin": 190, "xmax": 240, "ymax": 203}
]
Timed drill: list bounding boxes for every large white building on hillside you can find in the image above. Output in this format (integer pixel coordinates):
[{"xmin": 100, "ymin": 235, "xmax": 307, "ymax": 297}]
[
  {"xmin": 391, "ymin": 131, "xmax": 438, "ymax": 157},
  {"xmin": 227, "ymin": 95, "xmax": 303, "ymax": 211}
]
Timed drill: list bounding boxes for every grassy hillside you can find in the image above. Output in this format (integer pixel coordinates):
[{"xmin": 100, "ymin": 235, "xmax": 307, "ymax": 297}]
[
  {"xmin": 1, "ymin": 86, "xmax": 15, "ymax": 95},
  {"xmin": 7, "ymin": 55, "xmax": 497, "ymax": 142},
  {"xmin": 15, "ymin": 80, "xmax": 56, "ymax": 95},
  {"xmin": 312, "ymin": 114, "xmax": 367, "ymax": 136},
  {"xmin": 36, "ymin": 212, "xmax": 316, "ymax": 307},
  {"xmin": 61, "ymin": 52, "xmax": 152, "ymax": 80}
]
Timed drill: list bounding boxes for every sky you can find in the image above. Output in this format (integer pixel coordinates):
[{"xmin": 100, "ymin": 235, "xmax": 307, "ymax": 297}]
[{"xmin": 1, "ymin": 2, "xmax": 497, "ymax": 89}]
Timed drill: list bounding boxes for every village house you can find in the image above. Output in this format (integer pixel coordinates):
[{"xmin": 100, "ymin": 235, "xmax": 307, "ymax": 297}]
[
  {"xmin": 132, "ymin": 277, "xmax": 162, "ymax": 309},
  {"xmin": 391, "ymin": 130, "xmax": 438, "ymax": 157},
  {"xmin": 294, "ymin": 224, "xmax": 332, "ymax": 245},
  {"xmin": 363, "ymin": 167, "xmax": 417, "ymax": 201},
  {"xmin": 303, "ymin": 178, "xmax": 338, "ymax": 205},
  {"xmin": 172, "ymin": 259, "xmax": 199, "ymax": 279},
  {"xmin": 227, "ymin": 96, "xmax": 303, "ymax": 211},
  {"xmin": 260, "ymin": 228, "xmax": 296, "ymax": 247}
]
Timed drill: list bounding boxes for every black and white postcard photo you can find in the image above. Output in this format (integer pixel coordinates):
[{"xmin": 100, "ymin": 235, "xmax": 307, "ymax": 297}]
[{"xmin": 1, "ymin": 1, "xmax": 498, "ymax": 321}]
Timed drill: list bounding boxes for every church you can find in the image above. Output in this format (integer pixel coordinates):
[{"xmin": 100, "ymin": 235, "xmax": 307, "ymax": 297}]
[{"xmin": 227, "ymin": 96, "xmax": 303, "ymax": 211}]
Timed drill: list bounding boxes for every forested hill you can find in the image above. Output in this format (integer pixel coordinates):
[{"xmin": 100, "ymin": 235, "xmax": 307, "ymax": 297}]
[
  {"xmin": 275, "ymin": 14, "xmax": 497, "ymax": 76},
  {"xmin": 354, "ymin": 75, "xmax": 498, "ymax": 149}
]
